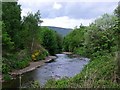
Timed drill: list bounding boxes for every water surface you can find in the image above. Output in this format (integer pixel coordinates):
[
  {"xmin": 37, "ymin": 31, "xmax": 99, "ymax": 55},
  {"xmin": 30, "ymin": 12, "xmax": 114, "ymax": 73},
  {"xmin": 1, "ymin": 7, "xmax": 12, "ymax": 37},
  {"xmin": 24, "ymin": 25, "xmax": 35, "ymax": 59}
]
[{"xmin": 2, "ymin": 54, "xmax": 89, "ymax": 88}]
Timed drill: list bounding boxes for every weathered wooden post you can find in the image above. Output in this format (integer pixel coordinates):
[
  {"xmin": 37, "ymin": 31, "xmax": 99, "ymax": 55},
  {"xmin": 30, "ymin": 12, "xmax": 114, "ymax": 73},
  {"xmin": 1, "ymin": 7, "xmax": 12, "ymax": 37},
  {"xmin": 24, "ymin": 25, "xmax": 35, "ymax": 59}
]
[{"xmin": 19, "ymin": 74, "xmax": 21, "ymax": 90}]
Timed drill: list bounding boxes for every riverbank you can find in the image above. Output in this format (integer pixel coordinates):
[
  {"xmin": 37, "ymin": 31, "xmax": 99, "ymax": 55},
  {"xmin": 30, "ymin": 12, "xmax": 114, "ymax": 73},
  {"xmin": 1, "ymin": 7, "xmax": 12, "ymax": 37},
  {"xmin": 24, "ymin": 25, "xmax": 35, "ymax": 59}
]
[
  {"xmin": 44, "ymin": 53, "xmax": 120, "ymax": 88},
  {"xmin": 1, "ymin": 56, "xmax": 56, "ymax": 82},
  {"xmin": 62, "ymin": 52, "xmax": 72, "ymax": 55},
  {"xmin": 2, "ymin": 54, "xmax": 90, "ymax": 88}
]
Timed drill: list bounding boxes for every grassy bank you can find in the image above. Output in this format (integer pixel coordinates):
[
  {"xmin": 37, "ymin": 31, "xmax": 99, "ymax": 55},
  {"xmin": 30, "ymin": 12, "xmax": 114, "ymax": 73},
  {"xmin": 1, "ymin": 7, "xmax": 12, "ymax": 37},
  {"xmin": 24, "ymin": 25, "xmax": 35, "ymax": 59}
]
[{"xmin": 44, "ymin": 53, "xmax": 120, "ymax": 88}]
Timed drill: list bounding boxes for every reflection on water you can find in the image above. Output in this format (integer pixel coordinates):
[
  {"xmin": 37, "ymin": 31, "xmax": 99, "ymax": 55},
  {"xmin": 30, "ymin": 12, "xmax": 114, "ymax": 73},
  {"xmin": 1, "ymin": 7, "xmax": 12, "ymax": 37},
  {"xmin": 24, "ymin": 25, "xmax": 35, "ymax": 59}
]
[{"xmin": 2, "ymin": 54, "xmax": 89, "ymax": 88}]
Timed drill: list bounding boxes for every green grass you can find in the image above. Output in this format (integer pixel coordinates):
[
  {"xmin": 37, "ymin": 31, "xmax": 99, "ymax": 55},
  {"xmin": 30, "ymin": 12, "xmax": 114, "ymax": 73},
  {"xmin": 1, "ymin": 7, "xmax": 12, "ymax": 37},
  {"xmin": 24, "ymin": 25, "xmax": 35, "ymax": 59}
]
[{"xmin": 44, "ymin": 53, "xmax": 120, "ymax": 88}]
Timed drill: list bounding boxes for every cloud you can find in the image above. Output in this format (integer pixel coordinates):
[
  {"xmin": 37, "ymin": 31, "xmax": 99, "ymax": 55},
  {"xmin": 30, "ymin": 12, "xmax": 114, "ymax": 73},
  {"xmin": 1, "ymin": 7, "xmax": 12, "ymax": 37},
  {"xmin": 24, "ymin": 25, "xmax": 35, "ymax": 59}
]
[
  {"xmin": 52, "ymin": 2, "xmax": 117, "ymax": 19},
  {"xmin": 53, "ymin": 2, "xmax": 62, "ymax": 10},
  {"xmin": 18, "ymin": 0, "xmax": 119, "ymax": 3},
  {"xmin": 41, "ymin": 16, "xmax": 95, "ymax": 29},
  {"xmin": 18, "ymin": 0, "xmax": 119, "ymax": 28},
  {"xmin": 18, "ymin": 0, "xmax": 118, "ymax": 19},
  {"xmin": 21, "ymin": 8, "xmax": 32, "ymax": 17}
]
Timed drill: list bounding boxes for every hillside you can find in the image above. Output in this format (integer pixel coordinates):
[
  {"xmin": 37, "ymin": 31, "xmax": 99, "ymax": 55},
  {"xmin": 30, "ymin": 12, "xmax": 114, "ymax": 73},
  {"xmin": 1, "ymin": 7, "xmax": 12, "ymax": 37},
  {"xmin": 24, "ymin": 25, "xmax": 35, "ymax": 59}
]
[{"xmin": 42, "ymin": 26, "xmax": 72, "ymax": 37}]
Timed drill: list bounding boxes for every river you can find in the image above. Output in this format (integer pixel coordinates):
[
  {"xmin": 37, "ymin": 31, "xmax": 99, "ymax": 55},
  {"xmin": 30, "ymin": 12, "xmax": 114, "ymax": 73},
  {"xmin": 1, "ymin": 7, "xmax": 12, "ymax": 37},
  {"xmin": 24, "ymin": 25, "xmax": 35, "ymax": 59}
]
[{"xmin": 2, "ymin": 54, "xmax": 89, "ymax": 88}]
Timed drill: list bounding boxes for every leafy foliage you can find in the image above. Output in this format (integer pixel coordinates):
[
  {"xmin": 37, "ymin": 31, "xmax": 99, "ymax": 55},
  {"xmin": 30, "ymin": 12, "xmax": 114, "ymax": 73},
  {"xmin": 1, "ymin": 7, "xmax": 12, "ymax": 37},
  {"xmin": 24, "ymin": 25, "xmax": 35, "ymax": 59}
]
[
  {"xmin": 39, "ymin": 27, "xmax": 62, "ymax": 55},
  {"xmin": 45, "ymin": 53, "xmax": 120, "ymax": 88},
  {"xmin": 63, "ymin": 25, "xmax": 86, "ymax": 52},
  {"xmin": 2, "ymin": 1, "xmax": 62, "ymax": 82},
  {"xmin": 2, "ymin": 22, "xmax": 14, "ymax": 55},
  {"xmin": 2, "ymin": 2, "xmax": 21, "ymax": 49},
  {"xmin": 114, "ymin": 2, "xmax": 120, "ymax": 80},
  {"xmin": 3, "ymin": 74, "xmax": 12, "ymax": 81},
  {"xmin": 46, "ymin": 5, "xmax": 120, "ymax": 88},
  {"xmin": 2, "ymin": 1, "xmax": 120, "ymax": 88},
  {"xmin": 21, "ymin": 11, "xmax": 42, "ymax": 53}
]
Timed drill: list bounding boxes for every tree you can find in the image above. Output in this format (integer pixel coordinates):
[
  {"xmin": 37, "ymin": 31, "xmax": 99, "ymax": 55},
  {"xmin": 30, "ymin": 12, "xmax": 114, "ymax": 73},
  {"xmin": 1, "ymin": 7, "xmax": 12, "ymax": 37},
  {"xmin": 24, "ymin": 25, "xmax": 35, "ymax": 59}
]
[
  {"xmin": 94, "ymin": 14, "xmax": 117, "ymax": 30},
  {"xmin": 39, "ymin": 27, "xmax": 58, "ymax": 55},
  {"xmin": 63, "ymin": 25, "xmax": 86, "ymax": 52},
  {"xmin": 21, "ymin": 11, "xmax": 42, "ymax": 53},
  {"xmin": 114, "ymin": 1, "xmax": 120, "ymax": 80},
  {"xmin": 2, "ymin": 2, "xmax": 21, "ymax": 49},
  {"xmin": 56, "ymin": 33, "xmax": 63, "ymax": 53},
  {"xmin": 2, "ymin": 22, "xmax": 14, "ymax": 56}
]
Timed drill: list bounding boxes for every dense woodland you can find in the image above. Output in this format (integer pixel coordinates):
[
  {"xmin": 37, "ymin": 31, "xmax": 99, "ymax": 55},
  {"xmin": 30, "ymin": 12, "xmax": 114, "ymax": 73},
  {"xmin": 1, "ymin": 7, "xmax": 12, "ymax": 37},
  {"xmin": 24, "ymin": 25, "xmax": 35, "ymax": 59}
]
[
  {"xmin": 2, "ymin": 2, "xmax": 62, "ymax": 79},
  {"xmin": 1, "ymin": 1, "xmax": 120, "ymax": 88}
]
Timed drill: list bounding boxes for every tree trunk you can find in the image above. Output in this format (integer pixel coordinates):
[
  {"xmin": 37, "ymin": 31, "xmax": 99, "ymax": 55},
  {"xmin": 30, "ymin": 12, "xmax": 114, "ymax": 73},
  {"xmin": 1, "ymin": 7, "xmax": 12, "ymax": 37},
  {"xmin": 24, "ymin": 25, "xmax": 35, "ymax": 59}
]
[{"xmin": 31, "ymin": 37, "xmax": 34, "ymax": 53}]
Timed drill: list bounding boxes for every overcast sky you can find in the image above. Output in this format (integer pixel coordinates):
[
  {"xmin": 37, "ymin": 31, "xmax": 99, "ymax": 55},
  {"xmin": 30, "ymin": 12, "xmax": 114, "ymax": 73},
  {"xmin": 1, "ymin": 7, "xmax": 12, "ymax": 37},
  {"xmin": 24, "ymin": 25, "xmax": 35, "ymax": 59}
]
[{"xmin": 18, "ymin": 0, "xmax": 119, "ymax": 29}]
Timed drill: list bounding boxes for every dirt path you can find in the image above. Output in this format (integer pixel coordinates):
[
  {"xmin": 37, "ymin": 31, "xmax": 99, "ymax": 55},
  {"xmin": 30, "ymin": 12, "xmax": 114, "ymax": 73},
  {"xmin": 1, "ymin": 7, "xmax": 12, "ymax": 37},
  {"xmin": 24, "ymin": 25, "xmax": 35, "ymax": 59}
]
[
  {"xmin": 10, "ymin": 60, "xmax": 45, "ymax": 76},
  {"xmin": 10, "ymin": 56, "xmax": 56, "ymax": 76}
]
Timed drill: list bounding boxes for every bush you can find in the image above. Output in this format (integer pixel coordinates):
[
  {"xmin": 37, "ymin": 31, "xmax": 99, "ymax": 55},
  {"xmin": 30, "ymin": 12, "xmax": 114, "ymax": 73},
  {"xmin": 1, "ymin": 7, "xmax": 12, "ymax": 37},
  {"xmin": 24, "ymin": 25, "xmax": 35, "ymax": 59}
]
[
  {"xmin": 32, "ymin": 49, "xmax": 49, "ymax": 61},
  {"xmin": 2, "ymin": 49, "xmax": 31, "ymax": 70},
  {"xmin": 16, "ymin": 60, "xmax": 29, "ymax": 69},
  {"xmin": 45, "ymin": 53, "xmax": 120, "ymax": 88},
  {"xmin": 2, "ymin": 64, "xmax": 10, "ymax": 74},
  {"xmin": 31, "ymin": 80, "xmax": 40, "ymax": 88},
  {"xmin": 39, "ymin": 27, "xmax": 62, "ymax": 55},
  {"xmin": 3, "ymin": 74, "xmax": 11, "ymax": 81},
  {"xmin": 74, "ymin": 47, "xmax": 86, "ymax": 56}
]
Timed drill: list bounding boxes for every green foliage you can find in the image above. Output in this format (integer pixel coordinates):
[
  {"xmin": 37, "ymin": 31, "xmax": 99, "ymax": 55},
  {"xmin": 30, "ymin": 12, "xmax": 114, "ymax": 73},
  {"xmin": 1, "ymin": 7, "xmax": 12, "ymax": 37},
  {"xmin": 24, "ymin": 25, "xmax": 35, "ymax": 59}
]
[
  {"xmin": 2, "ymin": 63, "xmax": 10, "ymax": 74},
  {"xmin": 14, "ymin": 50, "xmax": 31, "ymax": 69},
  {"xmin": 31, "ymin": 46, "xmax": 49, "ymax": 61},
  {"xmin": 74, "ymin": 47, "xmax": 86, "ymax": 56},
  {"xmin": 45, "ymin": 53, "xmax": 120, "ymax": 88},
  {"xmin": 114, "ymin": 2, "xmax": 120, "ymax": 80},
  {"xmin": 2, "ymin": 2, "xmax": 22, "ymax": 49},
  {"xmin": 94, "ymin": 14, "xmax": 117, "ymax": 30},
  {"xmin": 2, "ymin": 1, "xmax": 63, "ymax": 83},
  {"xmin": 3, "ymin": 49, "xmax": 31, "ymax": 70},
  {"xmin": 2, "ymin": 22, "xmax": 14, "ymax": 55},
  {"xmin": 33, "ymin": 49, "xmax": 48, "ymax": 61},
  {"xmin": 3, "ymin": 74, "xmax": 12, "ymax": 81},
  {"xmin": 63, "ymin": 25, "xmax": 86, "ymax": 52},
  {"xmin": 63, "ymin": 15, "xmax": 117, "ymax": 58},
  {"xmin": 85, "ymin": 27, "xmax": 116, "ymax": 58},
  {"xmin": 21, "ymin": 11, "xmax": 42, "ymax": 53},
  {"xmin": 2, "ymin": 1, "xmax": 120, "ymax": 87},
  {"xmin": 38, "ymin": 50, "xmax": 49, "ymax": 60},
  {"xmin": 31, "ymin": 81, "xmax": 40, "ymax": 88},
  {"xmin": 63, "ymin": 14, "xmax": 117, "ymax": 58},
  {"xmin": 56, "ymin": 33, "xmax": 63, "ymax": 53},
  {"xmin": 72, "ymin": 53, "xmax": 119, "ymax": 88},
  {"xmin": 54, "ymin": 11, "xmax": 120, "ymax": 88},
  {"xmin": 16, "ymin": 60, "xmax": 29, "ymax": 69},
  {"xmin": 39, "ymin": 27, "xmax": 62, "ymax": 55},
  {"xmin": 45, "ymin": 78, "xmax": 69, "ymax": 88}
]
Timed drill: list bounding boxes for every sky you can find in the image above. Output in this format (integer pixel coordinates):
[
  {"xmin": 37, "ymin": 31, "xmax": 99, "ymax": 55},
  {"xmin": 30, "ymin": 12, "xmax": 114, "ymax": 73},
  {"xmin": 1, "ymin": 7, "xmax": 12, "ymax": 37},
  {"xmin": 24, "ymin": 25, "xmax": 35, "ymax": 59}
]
[{"xmin": 18, "ymin": 0, "xmax": 119, "ymax": 29}]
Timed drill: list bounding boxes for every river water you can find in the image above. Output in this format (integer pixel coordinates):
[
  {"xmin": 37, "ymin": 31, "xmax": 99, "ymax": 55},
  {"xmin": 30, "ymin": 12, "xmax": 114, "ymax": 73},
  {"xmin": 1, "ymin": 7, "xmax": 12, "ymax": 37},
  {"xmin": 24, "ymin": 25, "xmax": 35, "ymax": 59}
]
[{"xmin": 2, "ymin": 54, "xmax": 89, "ymax": 88}]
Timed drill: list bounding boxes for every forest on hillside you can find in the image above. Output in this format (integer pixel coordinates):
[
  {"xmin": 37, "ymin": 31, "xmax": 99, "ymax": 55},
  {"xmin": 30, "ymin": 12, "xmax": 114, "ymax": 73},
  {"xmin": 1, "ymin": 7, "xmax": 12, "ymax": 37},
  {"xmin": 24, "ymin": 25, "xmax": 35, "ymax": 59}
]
[{"xmin": 1, "ymin": 1, "xmax": 120, "ymax": 88}]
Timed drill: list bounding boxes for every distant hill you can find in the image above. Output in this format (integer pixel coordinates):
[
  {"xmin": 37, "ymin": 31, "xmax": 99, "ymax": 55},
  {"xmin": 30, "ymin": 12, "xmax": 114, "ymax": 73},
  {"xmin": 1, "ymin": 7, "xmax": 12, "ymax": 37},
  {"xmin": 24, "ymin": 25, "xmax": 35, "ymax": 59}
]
[{"xmin": 42, "ymin": 26, "xmax": 72, "ymax": 37}]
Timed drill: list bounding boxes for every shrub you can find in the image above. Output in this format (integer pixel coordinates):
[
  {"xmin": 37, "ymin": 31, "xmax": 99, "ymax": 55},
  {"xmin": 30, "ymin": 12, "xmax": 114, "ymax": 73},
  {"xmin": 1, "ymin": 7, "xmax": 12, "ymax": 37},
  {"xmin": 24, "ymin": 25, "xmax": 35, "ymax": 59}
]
[
  {"xmin": 31, "ymin": 49, "xmax": 49, "ymax": 61},
  {"xmin": 16, "ymin": 59, "xmax": 29, "ymax": 69},
  {"xmin": 3, "ymin": 74, "xmax": 11, "ymax": 81},
  {"xmin": 2, "ymin": 64, "xmax": 10, "ymax": 74},
  {"xmin": 74, "ymin": 47, "xmax": 86, "ymax": 56},
  {"xmin": 31, "ymin": 80, "xmax": 40, "ymax": 88}
]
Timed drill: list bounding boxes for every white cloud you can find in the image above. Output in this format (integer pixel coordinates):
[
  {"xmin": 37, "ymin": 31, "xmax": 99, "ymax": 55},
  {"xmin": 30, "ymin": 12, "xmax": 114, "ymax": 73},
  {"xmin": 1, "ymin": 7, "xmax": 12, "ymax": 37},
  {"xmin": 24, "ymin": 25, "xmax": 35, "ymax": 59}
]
[
  {"xmin": 18, "ymin": 0, "xmax": 118, "ymax": 28},
  {"xmin": 21, "ymin": 8, "xmax": 33, "ymax": 17},
  {"xmin": 53, "ymin": 2, "xmax": 62, "ymax": 10},
  {"xmin": 41, "ymin": 16, "xmax": 95, "ymax": 29},
  {"xmin": 18, "ymin": 0, "xmax": 119, "ymax": 3}
]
